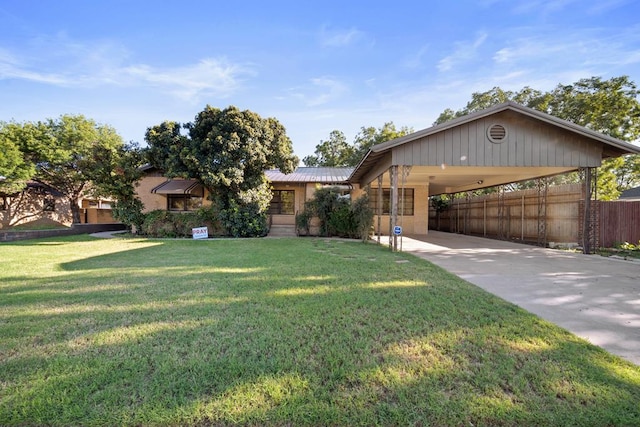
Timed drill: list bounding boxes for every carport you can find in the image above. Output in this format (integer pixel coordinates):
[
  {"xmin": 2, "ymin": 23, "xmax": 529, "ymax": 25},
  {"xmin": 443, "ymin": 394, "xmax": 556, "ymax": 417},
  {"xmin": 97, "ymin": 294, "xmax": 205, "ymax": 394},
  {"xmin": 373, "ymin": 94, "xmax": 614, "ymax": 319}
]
[{"xmin": 349, "ymin": 102, "xmax": 640, "ymax": 252}]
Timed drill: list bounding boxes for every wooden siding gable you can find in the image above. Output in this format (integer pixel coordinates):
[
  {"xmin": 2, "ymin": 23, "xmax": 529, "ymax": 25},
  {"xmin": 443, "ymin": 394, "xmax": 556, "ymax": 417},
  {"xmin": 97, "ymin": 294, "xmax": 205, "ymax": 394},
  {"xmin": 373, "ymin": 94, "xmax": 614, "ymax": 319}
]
[{"xmin": 392, "ymin": 110, "xmax": 603, "ymax": 168}]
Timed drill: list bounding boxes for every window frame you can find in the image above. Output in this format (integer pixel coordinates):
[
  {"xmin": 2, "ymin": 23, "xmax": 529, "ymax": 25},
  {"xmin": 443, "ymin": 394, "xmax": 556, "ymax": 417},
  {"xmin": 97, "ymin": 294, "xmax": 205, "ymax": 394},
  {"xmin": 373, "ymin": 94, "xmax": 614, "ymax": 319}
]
[
  {"xmin": 43, "ymin": 196, "xmax": 56, "ymax": 212},
  {"xmin": 368, "ymin": 188, "xmax": 414, "ymax": 216},
  {"xmin": 268, "ymin": 190, "xmax": 295, "ymax": 215},
  {"xmin": 167, "ymin": 194, "xmax": 203, "ymax": 212}
]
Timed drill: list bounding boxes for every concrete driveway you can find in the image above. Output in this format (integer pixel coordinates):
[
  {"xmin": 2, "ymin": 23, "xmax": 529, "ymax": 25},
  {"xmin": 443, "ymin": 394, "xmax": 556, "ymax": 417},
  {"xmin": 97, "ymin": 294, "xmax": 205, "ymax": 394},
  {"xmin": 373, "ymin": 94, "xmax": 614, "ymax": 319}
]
[{"xmin": 398, "ymin": 231, "xmax": 640, "ymax": 366}]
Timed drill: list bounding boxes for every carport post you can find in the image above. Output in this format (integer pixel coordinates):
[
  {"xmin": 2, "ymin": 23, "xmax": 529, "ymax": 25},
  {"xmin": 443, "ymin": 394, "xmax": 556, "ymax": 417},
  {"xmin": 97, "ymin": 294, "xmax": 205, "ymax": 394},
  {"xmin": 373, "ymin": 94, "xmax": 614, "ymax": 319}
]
[
  {"xmin": 377, "ymin": 175, "xmax": 383, "ymax": 244},
  {"xmin": 389, "ymin": 165, "xmax": 399, "ymax": 252},
  {"xmin": 581, "ymin": 167, "xmax": 598, "ymax": 254}
]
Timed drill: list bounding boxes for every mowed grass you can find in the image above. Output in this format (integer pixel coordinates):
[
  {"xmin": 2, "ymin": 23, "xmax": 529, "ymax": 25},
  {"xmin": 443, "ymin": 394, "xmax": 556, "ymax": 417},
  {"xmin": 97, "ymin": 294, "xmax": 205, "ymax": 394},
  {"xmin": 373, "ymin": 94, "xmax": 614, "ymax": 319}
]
[{"xmin": 1, "ymin": 236, "xmax": 639, "ymax": 426}]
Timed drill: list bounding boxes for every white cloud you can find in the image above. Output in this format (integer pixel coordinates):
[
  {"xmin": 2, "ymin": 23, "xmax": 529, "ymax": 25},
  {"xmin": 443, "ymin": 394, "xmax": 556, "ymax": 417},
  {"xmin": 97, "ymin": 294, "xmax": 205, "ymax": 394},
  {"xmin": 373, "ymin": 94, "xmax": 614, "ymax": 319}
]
[
  {"xmin": 289, "ymin": 77, "xmax": 348, "ymax": 107},
  {"xmin": 319, "ymin": 26, "xmax": 365, "ymax": 47},
  {"xmin": 510, "ymin": 0, "xmax": 578, "ymax": 14},
  {"xmin": 124, "ymin": 59, "xmax": 251, "ymax": 101},
  {"xmin": 491, "ymin": 26, "xmax": 640, "ymax": 72},
  {"xmin": 437, "ymin": 32, "xmax": 488, "ymax": 72},
  {"xmin": 0, "ymin": 37, "xmax": 252, "ymax": 102},
  {"xmin": 403, "ymin": 45, "xmax": 430, "ymax": 69}
]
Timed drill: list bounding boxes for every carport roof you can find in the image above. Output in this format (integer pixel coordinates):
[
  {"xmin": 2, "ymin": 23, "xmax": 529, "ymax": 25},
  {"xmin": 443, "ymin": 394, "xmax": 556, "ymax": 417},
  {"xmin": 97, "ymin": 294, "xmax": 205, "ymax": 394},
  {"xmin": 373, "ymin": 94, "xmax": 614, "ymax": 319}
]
[{"xmin": 349, "ymin": 101, "xmax": 640, "ymax": 193}]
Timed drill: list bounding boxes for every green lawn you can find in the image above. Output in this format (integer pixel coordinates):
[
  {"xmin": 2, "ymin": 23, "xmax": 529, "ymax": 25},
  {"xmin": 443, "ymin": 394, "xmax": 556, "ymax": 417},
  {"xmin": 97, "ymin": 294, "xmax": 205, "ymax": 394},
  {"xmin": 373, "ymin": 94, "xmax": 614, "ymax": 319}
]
[{"xmin": 1, "ymin": 236, "xmax": 639, "ymax": 426}]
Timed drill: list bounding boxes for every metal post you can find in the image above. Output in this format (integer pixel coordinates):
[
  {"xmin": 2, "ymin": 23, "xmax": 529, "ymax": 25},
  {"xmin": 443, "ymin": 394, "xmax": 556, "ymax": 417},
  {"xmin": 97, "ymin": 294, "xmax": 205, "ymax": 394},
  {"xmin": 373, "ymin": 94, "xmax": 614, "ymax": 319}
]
[
  {"xmin": 537, "ymin": 177, "xmax": 548, "ymax": 247},
  {"xmin": 400, "ymin": 166, "xmax": 412, "ymax": 251},
  {"xmin": 377, "ymin": 175, "xmax": 383, "ymax": 244},
  {"xmin": 389, "ymin": 165, "xmax": 399, "ymax": 252},
  {"xmin": 580, "ymin": 167, "xmax": 598, "ymax": 254}
]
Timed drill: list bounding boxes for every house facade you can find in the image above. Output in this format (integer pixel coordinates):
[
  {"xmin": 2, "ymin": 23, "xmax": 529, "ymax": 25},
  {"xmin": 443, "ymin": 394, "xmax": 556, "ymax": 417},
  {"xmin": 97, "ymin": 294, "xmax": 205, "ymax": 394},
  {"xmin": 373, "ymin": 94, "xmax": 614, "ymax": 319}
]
[
  {"xmin": 133, "ymin": 102, "xmax": 640, "ymax": 245},
  {"xmin": 135, "ymin": 165, "xmax": 212, "ymax": 213},
  {"xmin": 265, "ymin": 167, "xmax": 354, "ymax": 234}
]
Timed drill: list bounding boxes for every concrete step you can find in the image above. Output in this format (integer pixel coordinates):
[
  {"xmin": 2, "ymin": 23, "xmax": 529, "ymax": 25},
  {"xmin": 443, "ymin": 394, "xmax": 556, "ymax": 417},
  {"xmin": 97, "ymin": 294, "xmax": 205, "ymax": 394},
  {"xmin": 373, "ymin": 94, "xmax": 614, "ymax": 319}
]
[{"xmin": 268, "ymin": 224, "xmax": 297, "ymax": 237}]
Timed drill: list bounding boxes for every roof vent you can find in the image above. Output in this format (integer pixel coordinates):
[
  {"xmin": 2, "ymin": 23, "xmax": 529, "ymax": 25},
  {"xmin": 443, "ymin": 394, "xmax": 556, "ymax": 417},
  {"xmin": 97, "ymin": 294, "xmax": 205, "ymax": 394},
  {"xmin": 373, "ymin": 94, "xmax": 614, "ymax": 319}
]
[{"xmin": 487, "ymin": 124, "xmax": 507, "ymax": 143}]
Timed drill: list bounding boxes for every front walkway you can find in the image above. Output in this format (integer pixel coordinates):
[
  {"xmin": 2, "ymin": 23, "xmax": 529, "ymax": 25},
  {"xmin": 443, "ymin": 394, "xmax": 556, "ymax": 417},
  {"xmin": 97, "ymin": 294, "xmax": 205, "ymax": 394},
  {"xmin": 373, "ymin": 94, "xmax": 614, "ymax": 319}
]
[{"xmin": 396, "ymin": 231, "xmax": 640, "ymax": 366}]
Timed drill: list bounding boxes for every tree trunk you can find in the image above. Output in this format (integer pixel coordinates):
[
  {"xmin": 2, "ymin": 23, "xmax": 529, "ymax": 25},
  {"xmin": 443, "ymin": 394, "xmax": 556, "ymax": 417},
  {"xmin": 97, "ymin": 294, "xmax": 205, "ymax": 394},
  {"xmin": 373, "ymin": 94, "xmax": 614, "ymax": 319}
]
[{"xmin": 70, "ymin": 197, "xmax": 82, "ymax": 224}]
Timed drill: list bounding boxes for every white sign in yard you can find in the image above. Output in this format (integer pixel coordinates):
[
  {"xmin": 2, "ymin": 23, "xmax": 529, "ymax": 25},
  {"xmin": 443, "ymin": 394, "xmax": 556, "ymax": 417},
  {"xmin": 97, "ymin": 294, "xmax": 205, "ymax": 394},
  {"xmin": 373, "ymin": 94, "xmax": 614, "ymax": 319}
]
[{"xmin": 192, "ymin": 226, "xmax": 209, "ymax": 240}]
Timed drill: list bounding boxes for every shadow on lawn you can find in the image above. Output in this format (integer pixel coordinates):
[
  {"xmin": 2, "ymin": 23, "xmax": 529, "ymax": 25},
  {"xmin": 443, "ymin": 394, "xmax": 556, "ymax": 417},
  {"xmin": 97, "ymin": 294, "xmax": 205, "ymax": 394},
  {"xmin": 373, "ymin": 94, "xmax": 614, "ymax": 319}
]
[{"xmin": 2, "ymin": 239, "xmax": 640, "ymax": 426}]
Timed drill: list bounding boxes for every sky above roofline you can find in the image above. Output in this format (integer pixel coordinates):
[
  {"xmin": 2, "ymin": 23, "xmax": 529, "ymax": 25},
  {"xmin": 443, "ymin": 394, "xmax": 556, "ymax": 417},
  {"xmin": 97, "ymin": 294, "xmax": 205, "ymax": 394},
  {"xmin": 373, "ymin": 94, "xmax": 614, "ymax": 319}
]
[{"xmin": 1, "ymin": 0, "xmax": 639, "ymax": 158}]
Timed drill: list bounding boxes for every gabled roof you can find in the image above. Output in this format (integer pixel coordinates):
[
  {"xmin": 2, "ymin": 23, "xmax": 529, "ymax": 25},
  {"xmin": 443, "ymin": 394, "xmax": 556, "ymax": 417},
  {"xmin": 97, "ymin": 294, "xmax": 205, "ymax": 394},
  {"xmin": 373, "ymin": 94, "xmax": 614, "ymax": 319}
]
[
  {"xmin": 350, "ymin": 101, "xmax": 640, "ymax": 183},
  {"xmin": 620, "ymin": 186, "xmax": 640, "ymax": 199},
  {"xmin": 266, "ymin": 167, "xmax": 353, "ymax": 184}
]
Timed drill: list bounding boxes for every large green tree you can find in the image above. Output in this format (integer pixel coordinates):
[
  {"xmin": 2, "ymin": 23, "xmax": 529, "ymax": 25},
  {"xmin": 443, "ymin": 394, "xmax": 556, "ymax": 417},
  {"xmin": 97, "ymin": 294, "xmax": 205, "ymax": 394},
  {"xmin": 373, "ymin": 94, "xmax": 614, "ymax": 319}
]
[
  {"xmin": 88, "ymin": 141, "xmax": 147, "ymax": 230},
  {"xmin": 0, "ymin": 122, "xmax": 35, "ymax": 194},
  {"xmin": 302, "ymin": 122, "xmax": 413, "ymax": 167},
  {"xmin": 302, "ymin": 130, "xmax": 353, "ymax": 167},
  {"xmin": 15, "ymin": 115, "xmax": 125, "ymax": 223},
  {"xmin": 145, "ymin": 105, "xmax": 298, "ymax": 237},
  {"xmin": 434, "ymin": 76, "xmax": 640, "ymax": 199},
  {"xmin": 349, "ymin": 122, "xmax": 413, "ymax": 165}
]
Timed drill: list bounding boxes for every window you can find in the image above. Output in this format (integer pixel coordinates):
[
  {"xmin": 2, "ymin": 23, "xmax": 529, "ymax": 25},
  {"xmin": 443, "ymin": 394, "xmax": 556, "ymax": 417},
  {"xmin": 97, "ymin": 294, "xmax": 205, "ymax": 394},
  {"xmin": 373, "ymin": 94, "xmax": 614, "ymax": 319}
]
[
  {"xmin": 168, "ymin": 195, "xmax": 203, "ymax": 211},
  {"xmin": 43, "ymin": 196, "xmax": 56, "ymax": 212},
  {"xmin": 369, "ymin": 188, "xmax": 414, "ymax": 216},
  {"xmin": 268, "ymin": 190, "xmax": 295, "ymax": 215}
]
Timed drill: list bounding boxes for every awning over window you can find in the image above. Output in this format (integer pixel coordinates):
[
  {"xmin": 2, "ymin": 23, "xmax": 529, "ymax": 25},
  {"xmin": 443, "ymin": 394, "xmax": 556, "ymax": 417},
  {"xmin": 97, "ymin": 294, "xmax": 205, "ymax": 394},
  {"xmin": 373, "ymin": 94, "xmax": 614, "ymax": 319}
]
[{"xmin": 151, "ymin": 180, "xmax": 203, "ymax": 195}]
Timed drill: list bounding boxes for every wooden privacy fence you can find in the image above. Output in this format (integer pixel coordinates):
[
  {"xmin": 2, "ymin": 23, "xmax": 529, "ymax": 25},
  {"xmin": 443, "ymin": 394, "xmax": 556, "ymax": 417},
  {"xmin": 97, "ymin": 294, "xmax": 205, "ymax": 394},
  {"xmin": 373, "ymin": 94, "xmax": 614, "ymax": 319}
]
[
  {"xmin": 429, "ymin": 184, "xmax": 584, "ymax": 246},
  {"xmin": 598, "ymin": 201, "xmax": 640, "ymax": 247},
  {"xmin": 429, "ymin": 184, "xmax": 640, "ymax": 248}
]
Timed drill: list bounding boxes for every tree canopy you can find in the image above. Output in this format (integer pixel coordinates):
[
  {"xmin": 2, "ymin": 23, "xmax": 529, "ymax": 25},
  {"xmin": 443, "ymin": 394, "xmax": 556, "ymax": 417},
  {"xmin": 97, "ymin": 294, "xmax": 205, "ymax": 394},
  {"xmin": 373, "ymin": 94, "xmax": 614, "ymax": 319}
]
[
  {"xmin": 302, "ymin": 130, "xmax": 353, "ymax": 167},
  {"xmin": 0, "ymin": 123, "xmax": 35, "ymax": 194},
  {"xmin": 1, "ymin": 115, "xmax": 125, "ymax": 222},
  {"xmin": 145, "ymin": 105, "xmax": 298, "ymax": 237},
  {"xmin": 434, "ymin": 76, "xmax": 640, "ymax": 199},
  {"xmin": 88, "ymin": 141, "xmax": 147, "ymax": 230},
  {"xmin": 302, "ymin": 122, "xmax": 413, "ymax": 167}
]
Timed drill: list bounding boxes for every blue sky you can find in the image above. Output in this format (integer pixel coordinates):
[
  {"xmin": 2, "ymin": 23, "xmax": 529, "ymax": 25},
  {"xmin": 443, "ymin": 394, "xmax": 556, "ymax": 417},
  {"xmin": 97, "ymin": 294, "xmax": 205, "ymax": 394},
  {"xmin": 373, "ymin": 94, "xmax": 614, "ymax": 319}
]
[{"xmin": 1, "ymin": 1, "xmax": 639, "ymax": 158}]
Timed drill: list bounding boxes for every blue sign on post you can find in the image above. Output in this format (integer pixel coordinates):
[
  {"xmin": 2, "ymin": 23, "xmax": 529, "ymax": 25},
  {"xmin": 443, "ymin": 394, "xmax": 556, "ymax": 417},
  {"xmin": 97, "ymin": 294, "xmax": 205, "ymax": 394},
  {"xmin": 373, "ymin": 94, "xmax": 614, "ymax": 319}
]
[{"xmin": 393, "ymin": 225, "xmax": 402, "ymax": 236}]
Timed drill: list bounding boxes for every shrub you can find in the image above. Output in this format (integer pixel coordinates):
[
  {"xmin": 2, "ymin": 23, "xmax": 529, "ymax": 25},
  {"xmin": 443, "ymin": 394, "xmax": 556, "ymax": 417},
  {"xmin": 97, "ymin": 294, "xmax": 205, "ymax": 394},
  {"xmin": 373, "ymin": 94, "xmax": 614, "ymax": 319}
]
[
  {"xmin": 139, "ymin": 206, "xmax": 223, "ymax": 238},
  {"xmin": 351, "ymin": 193, "xmax": 374, "ymax": 241},
  {"xmin": 295, "ymin": 206, "xmax": 314, "ymax": 236},
  {"xmin": 218, "ymin": 199, "xmax": 268, "ymax": 238},
  {"xmin": 141, "ymin": 210, "xmax": 177, "ymax": 237},
  {"xmin": 302, "ymin": 187, "xmax": 373, "ymax": 240},
  {"xmin": 309, "ymin": 187, "xmax": 342, "ymax": 236},
  {"xmin": 327, "ymin": 198, "xmax": 356, "ymax": 237},
  {"xmin": 430, "ymin": 195, "xmax": 451, "ymax": 213},
  {"xmin": 112, "ymin": 198, "xmax": 145, "ymax": 231}
]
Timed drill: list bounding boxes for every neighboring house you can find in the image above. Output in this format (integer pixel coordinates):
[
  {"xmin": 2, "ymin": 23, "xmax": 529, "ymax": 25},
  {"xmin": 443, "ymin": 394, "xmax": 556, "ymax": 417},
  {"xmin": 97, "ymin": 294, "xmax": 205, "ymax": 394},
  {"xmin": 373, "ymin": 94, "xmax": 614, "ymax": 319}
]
[
  {"xmin": 0, "ymin": 181, "xmax": 116, "ymax": 229},
  {"xmin": 80, "ymin": 198, "xmax": 116, "ymax": 224},
  {"xmin": 0, "ymin": 182, "xmax": 70, "ymax": 228},
  {"xmin": 619, "ymin": 186, "xmax": 640, "ymax": 201}
]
